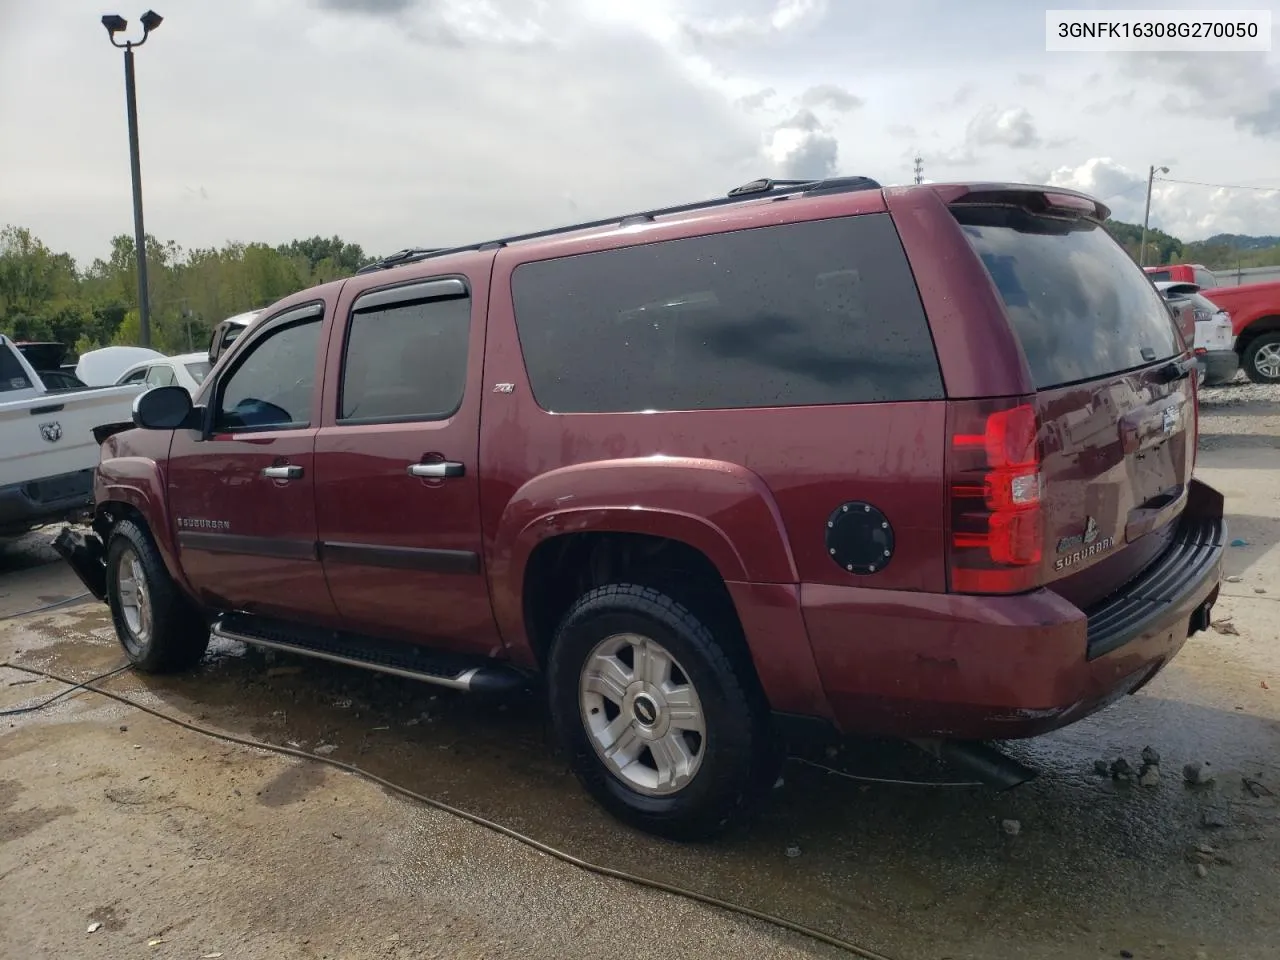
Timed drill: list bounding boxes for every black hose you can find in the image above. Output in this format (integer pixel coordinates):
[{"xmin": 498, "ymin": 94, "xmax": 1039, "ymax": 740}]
[{"xmin": 0, "ymin": 660, "xmax": 893, "ymax": 960}]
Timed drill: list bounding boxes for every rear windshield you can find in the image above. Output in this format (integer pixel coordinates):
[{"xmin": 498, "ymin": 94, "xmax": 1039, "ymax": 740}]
[{"xmin": 956, "ymin": 207, "xmax": 1182, "ymax": 390}]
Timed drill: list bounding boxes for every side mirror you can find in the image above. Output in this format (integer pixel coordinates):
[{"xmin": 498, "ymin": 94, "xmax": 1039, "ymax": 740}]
[{"xmin": 133, "ymin": 385, "xmax": 196, "ymax": 430}]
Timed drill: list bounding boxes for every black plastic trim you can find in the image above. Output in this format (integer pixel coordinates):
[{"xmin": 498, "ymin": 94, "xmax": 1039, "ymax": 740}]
[
  {"xmin": 1084, "ymin": 512, "xmax": 1226, "ymax": 660},
  {"xmin": 177, "ymin": 532, "xmax": 317, "ymax": 561},
  {"xmin": 320, "ymin": 541, "xmax": 480, "ymax": 575}
]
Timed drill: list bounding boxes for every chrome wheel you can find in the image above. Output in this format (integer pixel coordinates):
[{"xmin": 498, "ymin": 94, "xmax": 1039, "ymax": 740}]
[
  {"xmin": 1254, "ymin": 342, "xmax": 1280, "ymax": 380},
  {"xmin": 116, "ymin": 547, "xmax": 152, "ymax": 654},
  {"xmin": 579, "ymin": 632, "xmax": 706, "ymax": 796}
]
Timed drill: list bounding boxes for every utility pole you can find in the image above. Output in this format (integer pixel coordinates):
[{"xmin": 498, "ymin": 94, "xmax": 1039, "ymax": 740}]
[
  {"xmin": 1139, "ymin": 163, "xmax": 1169, "ymax": 267},
  {"xmin": 102, "ymin": 11, "xmax": 164, "ymax": 347},
  {"xmin": 913, "ymin": 154, "xmax": 924, "ymax": 185}
]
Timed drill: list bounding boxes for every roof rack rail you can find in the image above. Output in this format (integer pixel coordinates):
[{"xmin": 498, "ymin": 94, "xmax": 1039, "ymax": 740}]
[{"xmin": 356, "ymin": 175, "xmax": 882, "ymax": 273}]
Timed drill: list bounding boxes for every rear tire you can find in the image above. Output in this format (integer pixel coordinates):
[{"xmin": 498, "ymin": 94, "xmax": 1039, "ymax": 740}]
[
  {"xmin": 1242, "ymin": 332, "xmax": 1280, "ymax": 384},
  {"xmin": 548, "ymin": 583, "xmax": 776, "ymax": 840},
  {"xmin": 106, "ymin": 520, "xmax": 209, "ymax": 673}
]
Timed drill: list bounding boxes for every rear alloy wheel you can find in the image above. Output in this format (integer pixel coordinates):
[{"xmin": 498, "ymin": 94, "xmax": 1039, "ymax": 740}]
[
  {"xmin": 579, "ymin": 632, "xmax": 707, "ymax": 796},
  {"xmin": 549, "ymin": 583, "xmax": 775, "ymax": 840},
  {"xmin": 1243, "ymin": 332, "xmax": 1280, "ymax": 384},
  {"xmin": 106, "ymin": 519, "xmax": 210, "ymax": 673}
]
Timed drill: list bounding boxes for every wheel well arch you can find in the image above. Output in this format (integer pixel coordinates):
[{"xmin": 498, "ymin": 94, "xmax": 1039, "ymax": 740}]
[
  {"xmin": 1236, "ymin": 316, "xmax": 1280, "ymax": 352},
  {"xmin": 521, "ymin": 532, "xmax": 750, "ymax": 673}
]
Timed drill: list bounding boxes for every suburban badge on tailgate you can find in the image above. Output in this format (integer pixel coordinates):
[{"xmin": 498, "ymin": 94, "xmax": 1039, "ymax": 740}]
[{"xmin": 1054, "ymin": 516, "xmax": 1115, "ymax": 571}]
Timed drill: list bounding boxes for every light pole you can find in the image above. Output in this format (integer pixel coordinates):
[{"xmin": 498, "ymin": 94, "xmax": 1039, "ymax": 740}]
[
  {"xmin": 1139, "ymin": 164, "xmax": 1169, "ymax": 268},
  {"xmin": 101, "ymin": 11, "xmax": 163, "ymax": 348}
]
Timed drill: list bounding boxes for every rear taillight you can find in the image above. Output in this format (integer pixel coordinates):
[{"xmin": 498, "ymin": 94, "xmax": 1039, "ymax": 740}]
[{"xmin": 947, "ymin": 399, "xmax": 1044, "ymax": 594}]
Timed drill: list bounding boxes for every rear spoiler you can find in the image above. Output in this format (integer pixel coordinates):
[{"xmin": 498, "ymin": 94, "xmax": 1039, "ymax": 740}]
[
  {"xmin": 923, "ymin": 182, "xmax": 1111, "ymax": 221},
  {"xmin": 93, "ymin": 420, "xmax": 134, "ymax": 445}
]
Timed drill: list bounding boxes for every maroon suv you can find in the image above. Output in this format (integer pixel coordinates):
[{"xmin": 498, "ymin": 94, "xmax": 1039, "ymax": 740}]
[{"xmin": 57, "ymin": 177, "xmax": 1225, "ymax": 839}]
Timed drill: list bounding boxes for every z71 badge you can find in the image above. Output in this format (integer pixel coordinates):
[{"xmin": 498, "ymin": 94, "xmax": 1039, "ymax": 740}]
[{"xmin": 1054, "ymin": 516, "xmax": 1115, "ymax": 571}]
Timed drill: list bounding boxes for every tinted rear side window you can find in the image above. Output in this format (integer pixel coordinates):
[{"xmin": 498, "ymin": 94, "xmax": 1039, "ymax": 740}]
[
  {"xmin": 511, "ymin": 214, "xmax": 943, "ymax": 413},
  {"xmin": 956, "ymin": 207, "xmax": 1181, "ymax": 390},
  {"xmin": 340, "ymin": 296, "xmax": 470, "ymax": 422}
]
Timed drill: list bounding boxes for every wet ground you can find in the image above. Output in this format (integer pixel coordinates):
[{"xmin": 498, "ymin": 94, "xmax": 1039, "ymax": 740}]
[{"xmin": 2, "ymin": 381, "xmax": 1278, "ymax": 960}]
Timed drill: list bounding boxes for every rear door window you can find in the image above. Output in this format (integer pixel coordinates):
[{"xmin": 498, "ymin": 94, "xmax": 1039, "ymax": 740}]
[
  {"xmin": 510, "ymin": 214, "xmax": 943, "ymax": 413},
  {"xmin": 339, "ymin": 283, "xmax": 470, "ymax": 423},
  {"xmin": 955, "ymin": 207, "xmax": 1182, "ymax": 389}
]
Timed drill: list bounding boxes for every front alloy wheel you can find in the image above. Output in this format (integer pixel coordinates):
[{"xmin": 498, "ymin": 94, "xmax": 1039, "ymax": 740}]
[{"xmin": 115, "ymin": 546, "xmax": 153, "ymax": 657}]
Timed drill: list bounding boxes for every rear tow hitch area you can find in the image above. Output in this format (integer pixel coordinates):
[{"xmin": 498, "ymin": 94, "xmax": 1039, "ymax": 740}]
[
  {"xmin": 1188, "ymin": 590, "xmax": 1218, "ymax": 636},
  {"xmin": 911, "ymin": 738, "xmax": 1038, "ymax": 790},
  {"xmin": 52, "ymin": 527, "xmax": 108, "ymax": 602}
]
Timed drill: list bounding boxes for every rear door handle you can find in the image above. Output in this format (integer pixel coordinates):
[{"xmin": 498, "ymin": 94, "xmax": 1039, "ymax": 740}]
[
  {"xmin": 261, "ymin": 465, "xmax": 303, "ymax": 480},
  {"xmin": 407, "ymin": 461, "xmax": 465, "ymax": 479}
]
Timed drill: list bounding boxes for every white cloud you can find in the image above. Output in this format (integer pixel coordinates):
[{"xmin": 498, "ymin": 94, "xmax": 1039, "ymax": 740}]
[
  {"xmin": 967, "ymin": 106, "xmax": 1041, "ymax": 149},
  {"xmin": 1048, "ymin": 157, "xmax": 1280, "ymax": 240},
  {"xmin": 799, "ymin": 83, "xmax": 863, "ymax": 113},
  {"xmin": 684, "ymin": 0, "xmax": 828, "ymax": 45},
  {"xmin": 764, "ymin": 109, "xmax": 839, "ymax": 180},
  {"xmin": 1122, "ymin": 52, "xmax": 1280, "ymax": 139}
]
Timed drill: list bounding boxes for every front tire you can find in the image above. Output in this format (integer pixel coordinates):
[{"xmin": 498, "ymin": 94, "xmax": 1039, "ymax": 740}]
[
  {"xmin": 1243, "ymin": 332, "xmax": 1280, "ymax": 384},
  {"xmin": 548, "ymin": 583, "xmax": 774, "ymax": 840},
  {"xmin": 106, "ymin": 519, "xmax": 209, "ymax": 673}
]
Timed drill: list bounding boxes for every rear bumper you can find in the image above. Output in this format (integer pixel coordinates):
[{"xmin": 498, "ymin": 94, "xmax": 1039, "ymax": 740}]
[
  {"xmin": 1197, "ymin": 350, "xmax": 1239, "ymax": 384},
  {"xmin": 0, "ymin": 469, "xmax": 94, "ymax": 536},
  {"xmin": 802, "ymin": 480, "xmax": 1225, "ymax": 740}
]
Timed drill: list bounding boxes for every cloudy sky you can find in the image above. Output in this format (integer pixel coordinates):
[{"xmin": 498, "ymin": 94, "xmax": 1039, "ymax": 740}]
[{"xmin": 2, "ymin": 0, "xmax": 1279, "ymax": 266}]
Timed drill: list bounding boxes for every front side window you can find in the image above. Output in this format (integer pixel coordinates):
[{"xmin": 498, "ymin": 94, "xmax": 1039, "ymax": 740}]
[
  {"xmin": 510, "ymin": 214, "xmax": 943, "ymax": 413},
  {"xmin": 118, "ymin": 367, "xmax": 149, "ymax": 385},
  {"xmin": 215, "ymin": 318, "xmax": 321, "ymax": 432},
  {"xmin": 340, "ymin": 294, "xmax": 470, "ymax": 422}
]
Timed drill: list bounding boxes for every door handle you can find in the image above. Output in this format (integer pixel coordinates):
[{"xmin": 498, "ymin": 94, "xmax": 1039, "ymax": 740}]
[
  {"xmin": 407, "ymin": 461, "xmax": 465, "ymax": 479},
  {"xmin": 261, "ymin": 465, "xmax": 303, "ymax": 480}
]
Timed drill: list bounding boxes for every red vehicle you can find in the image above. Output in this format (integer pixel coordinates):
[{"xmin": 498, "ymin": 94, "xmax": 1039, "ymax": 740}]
[
  {"xmin": 1144, "ymin": 264, "xmax": 1218, "ymax": 288},
  {"xmin": 57, "ymin": 178, "xmax": 1225, "ymax": 839},
  {"xmin": 1146, "ymin": 264, "xmax": 1280, "ymax": 383},
  {"xmin": 1200, "ymin": 281, "xmax": 1280, "ymax": 384}
]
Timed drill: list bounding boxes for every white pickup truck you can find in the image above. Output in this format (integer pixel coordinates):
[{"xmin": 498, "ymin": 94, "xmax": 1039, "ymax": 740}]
[{"xmin": 0, "ymin": 335, "xmax": 142, "ymax": 538}]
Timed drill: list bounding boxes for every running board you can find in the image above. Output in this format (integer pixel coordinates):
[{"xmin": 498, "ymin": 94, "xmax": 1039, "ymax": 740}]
[{"xmin": 211, "ymin": 614, "xmax": 527, "ymax": 694}]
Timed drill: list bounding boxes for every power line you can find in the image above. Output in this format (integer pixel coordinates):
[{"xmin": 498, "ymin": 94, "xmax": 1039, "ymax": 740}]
[
  {"xmin": 1155, "ymin": 176, "xmax": 1280, "ymax": 193},
  {"xmin": 1101, "ymin": 182, "xmax": 1148, "ymax": 202}
]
